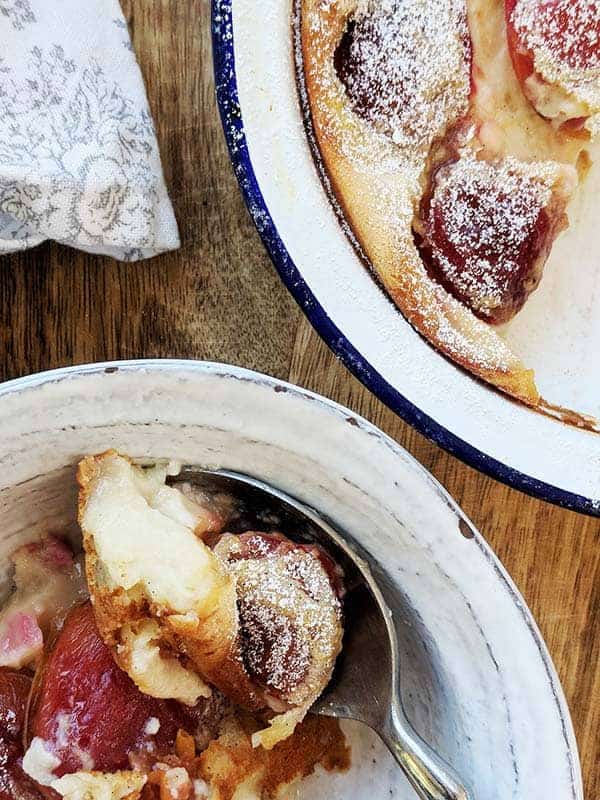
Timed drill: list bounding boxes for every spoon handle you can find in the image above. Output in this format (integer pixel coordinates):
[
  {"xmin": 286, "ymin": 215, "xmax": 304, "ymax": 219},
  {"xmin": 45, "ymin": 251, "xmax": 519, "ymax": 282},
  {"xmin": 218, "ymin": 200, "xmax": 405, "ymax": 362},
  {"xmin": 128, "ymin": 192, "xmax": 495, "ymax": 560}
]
[{"xmin": 381, "ymin": 710, "xmax": 470, "ymax": 800}]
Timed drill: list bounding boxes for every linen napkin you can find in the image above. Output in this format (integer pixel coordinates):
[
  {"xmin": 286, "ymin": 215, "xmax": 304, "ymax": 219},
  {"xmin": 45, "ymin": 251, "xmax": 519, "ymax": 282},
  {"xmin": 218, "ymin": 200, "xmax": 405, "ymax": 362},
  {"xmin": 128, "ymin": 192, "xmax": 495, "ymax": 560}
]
[{"xmin": 0, "ymin": 0, "xmax": 180, "ymax": 261}]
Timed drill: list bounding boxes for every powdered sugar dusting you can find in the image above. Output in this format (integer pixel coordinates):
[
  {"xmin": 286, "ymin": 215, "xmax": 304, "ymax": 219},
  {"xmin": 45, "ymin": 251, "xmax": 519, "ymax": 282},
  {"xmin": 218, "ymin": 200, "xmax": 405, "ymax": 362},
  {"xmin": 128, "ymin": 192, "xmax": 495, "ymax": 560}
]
[
  {"xmin": 334, "ymin": 0, "xmax": 471, "ymax": 150},
  {"xmin": 239, "ymin": 599, "xmax": 311, "ymax": 696},
  {"xmin": 225, "ymin": 538, "xmax": 342, "ymax": 705},
  {"xmin": 422, "ymin": 156, "xmax": 559, "ymax": 320},
  {"xmin": 304, "ymin": 0, "xmax": 471, "ymax": 174},
  {"xmin": 299, "ymin": 0, "xmax": 536, "ymax": 372},
  {"xmin": 512, "ymin": 0, "xmax": 600, "ymax": 114}
]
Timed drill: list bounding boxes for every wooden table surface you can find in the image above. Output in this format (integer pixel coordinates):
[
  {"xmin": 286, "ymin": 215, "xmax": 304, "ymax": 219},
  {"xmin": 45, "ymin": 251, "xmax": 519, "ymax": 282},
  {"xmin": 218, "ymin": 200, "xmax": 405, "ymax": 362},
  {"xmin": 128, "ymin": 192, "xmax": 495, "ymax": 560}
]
[{"xmin": 1, "ymin": 1, "xmax": 597, "ymax": 796}]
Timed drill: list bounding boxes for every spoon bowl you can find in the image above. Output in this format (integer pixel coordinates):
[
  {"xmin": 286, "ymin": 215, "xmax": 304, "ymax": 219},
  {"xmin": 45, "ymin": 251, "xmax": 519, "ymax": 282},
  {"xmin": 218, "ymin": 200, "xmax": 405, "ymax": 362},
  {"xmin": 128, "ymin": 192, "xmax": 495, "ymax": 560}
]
[{"xmin": 169, "ymin": 467, "xmax": 471, "ymax": 800}]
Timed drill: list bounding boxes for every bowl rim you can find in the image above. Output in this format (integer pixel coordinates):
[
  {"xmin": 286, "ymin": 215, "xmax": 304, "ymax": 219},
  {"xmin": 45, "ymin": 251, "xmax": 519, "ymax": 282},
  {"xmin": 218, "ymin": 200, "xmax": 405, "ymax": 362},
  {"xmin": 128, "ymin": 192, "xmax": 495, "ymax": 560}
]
[
  {"xmin": 0, "ymin": 357, "xmax": 581, "ymax": 795},
  {"xmin": 210, "ymin": 0, "xmax": 599, "ymax": 518}
]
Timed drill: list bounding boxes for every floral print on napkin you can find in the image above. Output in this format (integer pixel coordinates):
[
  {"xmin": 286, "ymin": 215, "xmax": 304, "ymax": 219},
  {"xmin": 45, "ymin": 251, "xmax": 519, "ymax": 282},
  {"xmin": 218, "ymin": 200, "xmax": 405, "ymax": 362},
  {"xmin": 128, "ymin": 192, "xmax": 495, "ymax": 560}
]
[
  {"xmin": 0, "ymin": 0, "xmax": 35, "ymax": 30},
  {"xmin": 0, "ymin": 1, "xmax": 180, "ymax": 261}
]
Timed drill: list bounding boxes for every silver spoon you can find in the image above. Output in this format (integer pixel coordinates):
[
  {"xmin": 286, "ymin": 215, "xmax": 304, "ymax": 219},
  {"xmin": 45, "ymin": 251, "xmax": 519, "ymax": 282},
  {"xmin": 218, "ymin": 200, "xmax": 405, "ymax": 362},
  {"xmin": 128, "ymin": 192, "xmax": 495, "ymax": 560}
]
[{"xmin": 169, "ymin": 467, "xmax": 471, "ymax": 800}]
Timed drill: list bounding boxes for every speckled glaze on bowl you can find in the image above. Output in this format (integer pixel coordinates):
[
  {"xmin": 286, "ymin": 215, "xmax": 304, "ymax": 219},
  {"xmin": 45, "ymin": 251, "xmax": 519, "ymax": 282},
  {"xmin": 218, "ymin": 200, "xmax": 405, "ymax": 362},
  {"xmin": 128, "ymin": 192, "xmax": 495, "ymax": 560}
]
[{"xmin": 0, "ymin": 360, "xmax": 581, "ymax": 799}]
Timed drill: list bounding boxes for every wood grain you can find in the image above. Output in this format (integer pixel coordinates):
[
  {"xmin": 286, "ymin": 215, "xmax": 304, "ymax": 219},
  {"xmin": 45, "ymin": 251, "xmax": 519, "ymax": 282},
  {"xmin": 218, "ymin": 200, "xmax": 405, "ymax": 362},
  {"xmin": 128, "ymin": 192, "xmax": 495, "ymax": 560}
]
[{"xmin": 0, "ymin": 0, "xmax": 597, "ymax": 796}]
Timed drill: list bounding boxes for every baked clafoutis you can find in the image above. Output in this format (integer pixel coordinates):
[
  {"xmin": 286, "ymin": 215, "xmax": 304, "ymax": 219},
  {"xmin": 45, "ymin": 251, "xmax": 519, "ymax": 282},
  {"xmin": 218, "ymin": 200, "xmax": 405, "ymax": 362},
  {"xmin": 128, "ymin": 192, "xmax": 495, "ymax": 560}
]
[
  {"xmin": 0, "ymin": 451, "xmax": 349, "ymax": 800},
  {"xmin": 298, "ymin": 0, "xmax": 599, "ymax": 416}
]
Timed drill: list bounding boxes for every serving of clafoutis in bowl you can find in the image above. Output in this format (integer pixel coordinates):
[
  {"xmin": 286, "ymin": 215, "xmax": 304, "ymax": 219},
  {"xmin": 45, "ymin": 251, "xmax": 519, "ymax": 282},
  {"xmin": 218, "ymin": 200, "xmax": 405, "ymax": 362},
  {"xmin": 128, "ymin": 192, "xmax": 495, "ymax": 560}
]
[{"xmin": 0, "ymin": 361, "xmax": 584, "ymax": 800}]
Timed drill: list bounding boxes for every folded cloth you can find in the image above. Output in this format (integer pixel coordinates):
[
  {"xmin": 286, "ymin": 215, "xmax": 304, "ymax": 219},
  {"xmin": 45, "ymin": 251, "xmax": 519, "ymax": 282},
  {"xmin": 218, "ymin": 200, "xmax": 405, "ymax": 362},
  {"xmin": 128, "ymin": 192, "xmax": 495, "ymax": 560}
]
[{"xmin": 0, "ymin": 0, "xmax": 180, "ymax": 261}]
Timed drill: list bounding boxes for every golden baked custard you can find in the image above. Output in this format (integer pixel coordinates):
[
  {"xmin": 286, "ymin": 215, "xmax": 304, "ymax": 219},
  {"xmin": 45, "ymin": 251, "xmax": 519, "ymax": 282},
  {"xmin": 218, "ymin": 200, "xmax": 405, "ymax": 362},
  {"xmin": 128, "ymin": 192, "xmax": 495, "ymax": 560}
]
[
  {"xmin": 0, "ymin": 452, "xmax": 349, "ymax": 800},
  {"xmin": 298, "ymin": 0, "xmax": 599, "ymax": 420}
]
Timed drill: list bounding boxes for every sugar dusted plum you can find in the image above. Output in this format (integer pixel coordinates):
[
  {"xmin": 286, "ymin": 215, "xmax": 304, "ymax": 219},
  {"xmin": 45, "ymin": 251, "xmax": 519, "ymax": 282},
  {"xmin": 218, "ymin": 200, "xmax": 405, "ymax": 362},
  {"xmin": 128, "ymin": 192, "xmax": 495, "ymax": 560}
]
[
  {"xmin": 505, "ymin": 0, "xmax": 600, "ymax": 125},
  {"xmin": 416, "ymin": 155, "xmax": 572, "ymax": 323},
  {"xmin": 213, "ymin": 531, "xmax": 344, "ymax": 748},
  {"xmin": 334, "ymin": 0, "xmax": 471, "ymax": 148}
]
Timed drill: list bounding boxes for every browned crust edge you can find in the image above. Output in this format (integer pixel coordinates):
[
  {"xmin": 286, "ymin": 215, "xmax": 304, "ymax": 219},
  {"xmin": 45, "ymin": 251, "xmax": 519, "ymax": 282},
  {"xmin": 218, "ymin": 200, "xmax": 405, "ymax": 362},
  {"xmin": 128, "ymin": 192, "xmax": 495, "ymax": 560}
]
[
  {"xmin": 76, "ymin": 451, "xmax": 263, "ymax": 712},
  {"xmin": 298, "ymin": 0, "xmax": 543, "ymax": 405}
]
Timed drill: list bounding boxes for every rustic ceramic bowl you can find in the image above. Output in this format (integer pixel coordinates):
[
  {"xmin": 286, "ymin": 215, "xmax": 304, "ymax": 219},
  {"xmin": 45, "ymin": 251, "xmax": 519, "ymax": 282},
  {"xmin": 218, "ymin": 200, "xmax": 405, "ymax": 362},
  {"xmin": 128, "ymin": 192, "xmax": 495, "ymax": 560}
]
[
  {"xmin": 0, "ymin": 360, "xmax": 581, "ymax": 799},
  {"xmin": 212, "ymin": 0, "xmax": 600, "ymax": 514}
]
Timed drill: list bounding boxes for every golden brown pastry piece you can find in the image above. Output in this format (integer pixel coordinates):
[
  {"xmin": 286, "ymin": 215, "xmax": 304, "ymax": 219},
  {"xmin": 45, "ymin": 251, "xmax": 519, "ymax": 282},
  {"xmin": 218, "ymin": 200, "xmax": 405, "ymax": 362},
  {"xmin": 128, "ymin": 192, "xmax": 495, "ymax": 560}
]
[
  {"xmin": 213, "ymin": 532, "xmax": 343, "ymax": 748},
  {"xmin": 77, "ymin": 451, "xmax": 343, "ymax": 749},
  {"xmin": 78, "ymin": 451, "xmax": 261, "ymax": 710}
]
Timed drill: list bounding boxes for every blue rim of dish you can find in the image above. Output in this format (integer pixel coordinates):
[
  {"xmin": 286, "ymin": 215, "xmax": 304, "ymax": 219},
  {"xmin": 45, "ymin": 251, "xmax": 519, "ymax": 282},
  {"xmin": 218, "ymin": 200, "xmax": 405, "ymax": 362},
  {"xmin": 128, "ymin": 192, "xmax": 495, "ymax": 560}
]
[{"xmin": 211, "ymin": 0, "xmax": 598, "ymax": 518}]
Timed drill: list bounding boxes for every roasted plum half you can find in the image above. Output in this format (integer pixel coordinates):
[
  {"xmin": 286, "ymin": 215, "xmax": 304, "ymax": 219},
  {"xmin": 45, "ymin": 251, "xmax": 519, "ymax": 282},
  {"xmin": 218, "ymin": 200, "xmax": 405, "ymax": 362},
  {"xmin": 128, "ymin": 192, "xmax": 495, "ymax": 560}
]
[
  {"xmin": 213, "ymin": 531, "xmax": 344, "ymax": 748},
  {"xmin": 334, "ymin": 0, "xmax": 472, "ymax": 149},
  {"xmin": 505, "ymin": 0, "xmax": 600, "ymax": 129},
  {"xmin": 24, "ymin": 603, "xmax": 223, "ymax": 790},
  {"xmin": 77, "ymin": 452, "xmax": 344, "ymax": 750},
  {"xmin": 415, "ymin": 155, "xmax": 574, "ymax": 323}
]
